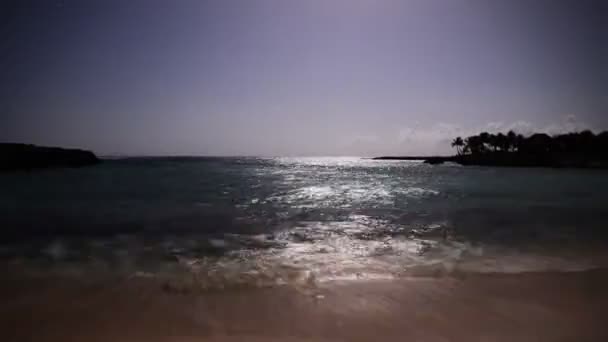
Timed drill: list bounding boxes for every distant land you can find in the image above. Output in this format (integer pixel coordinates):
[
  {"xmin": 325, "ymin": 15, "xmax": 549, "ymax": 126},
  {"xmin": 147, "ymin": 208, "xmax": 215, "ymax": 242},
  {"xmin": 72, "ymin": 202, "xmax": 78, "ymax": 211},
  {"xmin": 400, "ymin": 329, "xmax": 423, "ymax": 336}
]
[
  {"xmin": 375, "ymin": 130, "xmax": 608, "ymax": 169},
  {"xmin": 372, "ymin": 156, "xmax": 455, "ymax": 164},
  {"xmin": 0, "ymin": 143, "xmax": 100, "ymax": 171}
]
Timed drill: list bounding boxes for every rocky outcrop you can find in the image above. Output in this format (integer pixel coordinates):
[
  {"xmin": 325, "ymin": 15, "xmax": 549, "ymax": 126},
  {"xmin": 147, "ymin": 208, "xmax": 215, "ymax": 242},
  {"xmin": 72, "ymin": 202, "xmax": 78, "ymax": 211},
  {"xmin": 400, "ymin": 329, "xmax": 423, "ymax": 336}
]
[{"xmin": 0, "ymin": 143, "xmax": 100, "ymax": 171}]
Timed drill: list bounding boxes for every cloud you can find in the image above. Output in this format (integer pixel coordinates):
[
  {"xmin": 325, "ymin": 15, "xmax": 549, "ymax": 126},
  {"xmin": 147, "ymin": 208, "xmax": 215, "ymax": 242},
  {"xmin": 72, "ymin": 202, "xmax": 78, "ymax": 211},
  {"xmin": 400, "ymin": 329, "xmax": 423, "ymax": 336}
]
[{"xmin": 540, "ymin": 114, "xmax": 591, "ymax": 135}]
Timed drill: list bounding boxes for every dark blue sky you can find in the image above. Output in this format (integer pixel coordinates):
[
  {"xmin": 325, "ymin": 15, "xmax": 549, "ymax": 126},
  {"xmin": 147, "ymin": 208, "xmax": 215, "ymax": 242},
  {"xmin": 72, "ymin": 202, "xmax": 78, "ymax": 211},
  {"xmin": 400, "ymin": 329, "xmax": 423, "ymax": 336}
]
[{"xmin": 1, "ymin": 0, "xmax": 606, "ymax": 155}]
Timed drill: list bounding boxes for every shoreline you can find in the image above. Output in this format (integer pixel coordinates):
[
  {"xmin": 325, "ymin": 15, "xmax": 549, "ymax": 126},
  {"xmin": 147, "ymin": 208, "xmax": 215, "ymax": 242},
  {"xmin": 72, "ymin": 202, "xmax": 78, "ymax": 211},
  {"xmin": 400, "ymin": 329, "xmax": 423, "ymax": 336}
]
[
  {"xmin": 2, "ymin": 269, "xmax": 607, "ymax": 341},
  {"xmin": 372, "ymin": 154, "xmax": 608, "ymax": 168}
]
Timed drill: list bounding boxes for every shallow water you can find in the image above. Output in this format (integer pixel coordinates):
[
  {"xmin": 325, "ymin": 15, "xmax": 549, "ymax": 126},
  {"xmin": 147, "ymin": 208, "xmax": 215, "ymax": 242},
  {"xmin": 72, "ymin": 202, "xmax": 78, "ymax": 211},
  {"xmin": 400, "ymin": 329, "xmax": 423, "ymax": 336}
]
[{"xmin": 1, "ymin": 157, "xmax": 608, "ymax": 286}]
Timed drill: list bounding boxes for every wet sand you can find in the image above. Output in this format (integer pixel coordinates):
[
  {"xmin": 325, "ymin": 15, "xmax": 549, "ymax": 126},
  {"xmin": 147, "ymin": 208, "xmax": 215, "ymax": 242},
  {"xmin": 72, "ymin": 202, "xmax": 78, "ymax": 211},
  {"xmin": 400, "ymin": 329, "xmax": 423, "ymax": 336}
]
[{"xmin": 1, "ymin": 270, "xmax": 607, "ymax": 342}]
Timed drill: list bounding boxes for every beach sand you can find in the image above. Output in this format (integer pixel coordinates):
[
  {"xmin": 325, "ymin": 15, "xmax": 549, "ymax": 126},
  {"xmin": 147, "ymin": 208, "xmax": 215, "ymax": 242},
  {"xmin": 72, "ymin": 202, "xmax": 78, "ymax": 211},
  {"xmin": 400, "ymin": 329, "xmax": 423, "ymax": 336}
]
[{"xmin": 1, "ymin": 269, "xmax": 607, "ymax": 342}]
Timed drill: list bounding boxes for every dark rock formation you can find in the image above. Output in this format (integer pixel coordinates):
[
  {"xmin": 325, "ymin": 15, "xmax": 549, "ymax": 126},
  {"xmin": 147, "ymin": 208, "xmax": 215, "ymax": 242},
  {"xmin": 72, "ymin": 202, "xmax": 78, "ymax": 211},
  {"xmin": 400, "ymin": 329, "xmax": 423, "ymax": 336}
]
[{"xmin": 0, "ymin": 143, "xmax": 100, "ymax": 171}]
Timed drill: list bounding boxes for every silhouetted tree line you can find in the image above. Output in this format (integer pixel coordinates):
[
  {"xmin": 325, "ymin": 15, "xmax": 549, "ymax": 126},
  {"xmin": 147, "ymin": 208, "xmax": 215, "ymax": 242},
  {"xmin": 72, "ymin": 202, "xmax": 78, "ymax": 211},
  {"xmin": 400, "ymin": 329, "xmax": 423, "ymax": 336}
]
[{"xmin": 450, "ymin": 130, "xmax": 608, "ymax": 167}]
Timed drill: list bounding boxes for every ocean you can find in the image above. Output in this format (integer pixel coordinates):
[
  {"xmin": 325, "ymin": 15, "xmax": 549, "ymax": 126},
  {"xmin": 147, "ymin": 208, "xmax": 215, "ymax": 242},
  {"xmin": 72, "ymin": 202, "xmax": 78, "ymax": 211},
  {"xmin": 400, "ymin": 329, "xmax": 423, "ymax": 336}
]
[{"xmin": 2, "ymin": 157, "xmax": 608, "ymax": 287}]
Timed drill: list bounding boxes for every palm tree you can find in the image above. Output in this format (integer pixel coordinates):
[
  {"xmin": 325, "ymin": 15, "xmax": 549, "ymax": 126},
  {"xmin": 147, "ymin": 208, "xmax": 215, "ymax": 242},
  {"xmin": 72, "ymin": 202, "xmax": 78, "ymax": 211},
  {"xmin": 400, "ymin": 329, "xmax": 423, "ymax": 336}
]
[
  {"xmin": 507, "ymin": 131, "xmax": 517, "ymax": 151},
  {"xmin": 598, "ymin": 131, "xmax": 608, "ymax": 159},
  {"xmin": 488, "ymin": 133, "xmax": 499, "ymax": 152},
  {"xmin": 465, "ymin": 136, "xmax": 483, "ymax": 155},
  {"xmin": 496, "ymin": 132, "xmax": 507, "ymax": 152},
  {"xmin": 451, "ymin": 137, "xmax": 464, "ymax": 155},
  {"xmin": 526, "ymin": 133, "xmax": 552, "ymax": 154},
  {"xmin": 478, "ymin": 132, "xmax": 491, "ymax": 153},
  {"xmin": 515, "ymin": 134, "xmax": 525, "ymax": 152},
  {"xmin": 451, "ymin": 130, "xmax": 608, "ymax": 166}
]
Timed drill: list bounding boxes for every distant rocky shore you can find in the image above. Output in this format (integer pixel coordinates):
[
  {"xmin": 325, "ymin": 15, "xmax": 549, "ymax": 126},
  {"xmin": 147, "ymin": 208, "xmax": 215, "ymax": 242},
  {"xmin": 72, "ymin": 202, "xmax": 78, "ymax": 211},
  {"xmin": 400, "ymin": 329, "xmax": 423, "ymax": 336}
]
[
  {"xmin": 375, "ymin": 130, "xmax": 608, "ymax": 169},
  {"xmin": 0, "ymin": 143, "xmax": 100, "ymax": 171}
]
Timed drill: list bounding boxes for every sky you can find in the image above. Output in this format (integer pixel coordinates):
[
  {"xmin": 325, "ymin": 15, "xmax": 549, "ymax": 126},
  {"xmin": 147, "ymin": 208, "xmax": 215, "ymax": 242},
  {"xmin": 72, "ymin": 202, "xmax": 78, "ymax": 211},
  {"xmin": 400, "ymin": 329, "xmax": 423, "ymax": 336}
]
[{"xmin": 1, "ymin": 0, "xmax": 606, "ymax": 156}]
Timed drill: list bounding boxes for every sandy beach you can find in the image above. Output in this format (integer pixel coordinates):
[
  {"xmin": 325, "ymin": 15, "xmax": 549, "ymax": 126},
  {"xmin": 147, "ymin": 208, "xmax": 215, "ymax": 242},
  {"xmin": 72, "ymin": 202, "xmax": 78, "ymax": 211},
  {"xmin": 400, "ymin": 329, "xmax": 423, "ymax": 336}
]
[{"xmin": 1, "ymin": 269, "xmax": 607, "ymax": 342}]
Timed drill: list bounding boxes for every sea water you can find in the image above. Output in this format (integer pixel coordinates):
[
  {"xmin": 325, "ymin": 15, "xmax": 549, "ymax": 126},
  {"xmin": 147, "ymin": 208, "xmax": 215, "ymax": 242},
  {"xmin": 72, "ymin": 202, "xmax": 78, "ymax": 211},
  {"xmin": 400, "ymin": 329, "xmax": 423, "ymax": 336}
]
[{"xmin": 1, "ymin": 157, "xmax": 607, "ymax": 287}]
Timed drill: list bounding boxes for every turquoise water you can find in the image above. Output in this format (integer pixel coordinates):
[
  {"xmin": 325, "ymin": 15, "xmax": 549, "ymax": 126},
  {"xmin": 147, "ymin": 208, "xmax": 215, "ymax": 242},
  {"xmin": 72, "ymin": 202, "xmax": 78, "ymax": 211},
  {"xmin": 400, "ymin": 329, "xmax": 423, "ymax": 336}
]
[{"xmin": 1, "ymin": 157, "xmax": 608, "ymax": 284}]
